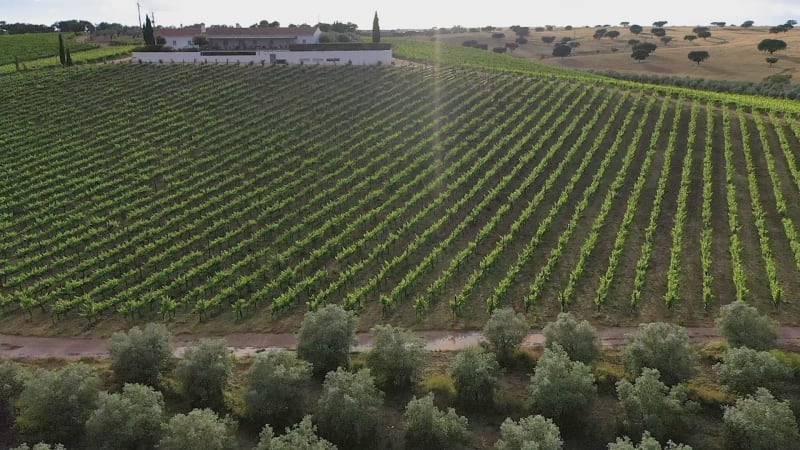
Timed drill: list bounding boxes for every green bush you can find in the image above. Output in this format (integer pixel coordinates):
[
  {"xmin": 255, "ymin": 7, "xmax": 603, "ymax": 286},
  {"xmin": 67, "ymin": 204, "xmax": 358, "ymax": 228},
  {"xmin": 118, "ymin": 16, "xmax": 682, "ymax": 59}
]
[
  {"xmin": 366, "ymin": 324, "xmax": 427, "ymax": 390},
  {"xmin": 623, "ymin": 323, "xmax": 696, "ymax": 386},
  {"xmin": 85, "ymin": 383, "xmax": 165, "ymax": 449},
  {"xmin": 244, "ymin": 350, "xmax": 311, "ymax": 429},
  {"xmin": 529, "ymin": 345, "xmax": 596, "ymax": 424},
  {"xmin": 723, "ymin": 388, "xmax": 800, "ymax": 449},
  {"xmin": 108, "ymin": 323, "xmax": 174, "ymax": 387},
  {"xmin": 255, "ymin": 416, "xmax": 335, "ymax": 450},
  {"xmin": 159, "ymin": 408, "xmax": 238, "ymax": 450},
  {"xmin": 495, "ymin": 415, "xmax": 562, "ymax": 450},
  {"xmin": 175, "ymin": 338, "xmax": 233, "ymax": 411},
  {"xmin": 297, "ymin": 304, "xmax": 357, "ymax": 377},
  {"xmin": 316, "ymin": 368, "xmax": 383, "ymax": 448},
  {"xmin": 420, "ymin": 374, "xmax": 457, "ymax": 406},
  {"xmin": 404, "ymin": 393, "xmax": 471, "ymax": 449},
  {"xmin": 0, "ymin": 359, "xmax": 25, "ymax": 411},
  {"xmin": 543, "ymin": 312, "xmax": 601, "ymax": 364},
  {"xmin": 484, "ymin": 307, "xmax": 529, "ymax": 364},
  {"xmin": 714, "ymin": 302, "xmax": 778, "ymax": 351},
  {"xmin": 714, "ymin": 347, "xmax": 792, "ymax": 395},
  {"xmin": 450, "ymin": 346, "xmax": 500, "ymax": 410},
  {"xmin": 608, "ymin": 431, "xmax": 692, "ymax": 450}
]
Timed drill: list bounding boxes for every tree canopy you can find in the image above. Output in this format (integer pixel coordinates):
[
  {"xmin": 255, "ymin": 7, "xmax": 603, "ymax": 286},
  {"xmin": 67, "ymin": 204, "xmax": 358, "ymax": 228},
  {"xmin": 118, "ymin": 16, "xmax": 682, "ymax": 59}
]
[
  {"xmin": 297, "ymin": 304, "xmax": 357, "ymax": 377},
  {"xmin": 758, "ymin": 39, "xmax": 788, "ymax": 55},
  {"xmin": 543, "ymin": 312, "xmax": 600, "ymax": 364},
  {"xmin": 714, "ymin": 302, "xmax": 778, "ymax": 350},
  {"xmin": 623, "ymin": 323, "xmax": 696, "ymax": 385}
]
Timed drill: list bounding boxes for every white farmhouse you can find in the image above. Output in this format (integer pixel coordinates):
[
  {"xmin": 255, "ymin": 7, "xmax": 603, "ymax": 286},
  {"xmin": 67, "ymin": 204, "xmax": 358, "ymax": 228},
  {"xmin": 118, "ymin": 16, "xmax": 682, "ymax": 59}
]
[{"xmin": 155, "ymin": 24, "xmax": 321, "ymax": 50}]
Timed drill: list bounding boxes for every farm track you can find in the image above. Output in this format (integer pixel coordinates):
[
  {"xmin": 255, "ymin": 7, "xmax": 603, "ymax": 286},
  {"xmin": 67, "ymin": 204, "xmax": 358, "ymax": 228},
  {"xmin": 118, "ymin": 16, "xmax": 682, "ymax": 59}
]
[
  {"xmin": 4, "ymin": 327, "xmax": 800, "ymax": 359},
  {"xmin": 2, "ymin": 63, "xmax": 800, "ymax": 333}
]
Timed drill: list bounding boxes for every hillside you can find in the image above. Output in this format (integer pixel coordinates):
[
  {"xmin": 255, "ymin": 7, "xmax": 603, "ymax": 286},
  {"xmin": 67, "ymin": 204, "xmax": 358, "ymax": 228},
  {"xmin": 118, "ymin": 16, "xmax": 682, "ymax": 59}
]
[
  {"xmin": 2, "ymin": 61, "xmax": 800, "ymax": 337},
  {"xmin": 0, "ymin": 32, "xmax": 98, "ymax": 66},
  {"xmin": 419, "ymin": 26, "xmax": 800, "ymax": 84}
]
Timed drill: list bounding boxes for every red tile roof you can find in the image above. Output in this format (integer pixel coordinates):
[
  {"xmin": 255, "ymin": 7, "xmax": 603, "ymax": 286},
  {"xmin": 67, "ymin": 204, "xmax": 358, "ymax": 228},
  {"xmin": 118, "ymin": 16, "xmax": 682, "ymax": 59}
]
[
  {"xmin": 155, "ymin": 27, "xmax": 201, "ymax": 37},
  {"xmin": 155, "ymin": 26, "xmax": 317, "ymax": 38}
]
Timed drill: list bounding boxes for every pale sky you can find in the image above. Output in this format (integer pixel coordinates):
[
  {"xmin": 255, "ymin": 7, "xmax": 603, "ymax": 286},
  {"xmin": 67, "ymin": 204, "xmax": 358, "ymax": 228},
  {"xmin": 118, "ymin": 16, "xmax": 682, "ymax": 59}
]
[{"xmin": 2, "ymin": 0, "xmax": 799, "ymax": 30}]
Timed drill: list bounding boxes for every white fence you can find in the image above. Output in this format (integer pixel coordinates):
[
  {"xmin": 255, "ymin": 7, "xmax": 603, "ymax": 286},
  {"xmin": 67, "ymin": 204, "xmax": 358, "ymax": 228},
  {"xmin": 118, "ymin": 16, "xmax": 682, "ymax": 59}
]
[{"xmin": 133, "ymin": 49, "xmax": 393, "ymax": 66}]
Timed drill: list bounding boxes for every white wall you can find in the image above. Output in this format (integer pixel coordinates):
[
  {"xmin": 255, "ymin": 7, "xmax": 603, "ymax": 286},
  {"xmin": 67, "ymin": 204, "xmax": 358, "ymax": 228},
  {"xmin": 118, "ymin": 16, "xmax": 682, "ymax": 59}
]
[
  {"xmin": 133, "ymin": 49, "xmax": 393, "ymax": 66},
  {"xmin": 160, "ymin": 36, "xmax": 195, "ymax": 49}
]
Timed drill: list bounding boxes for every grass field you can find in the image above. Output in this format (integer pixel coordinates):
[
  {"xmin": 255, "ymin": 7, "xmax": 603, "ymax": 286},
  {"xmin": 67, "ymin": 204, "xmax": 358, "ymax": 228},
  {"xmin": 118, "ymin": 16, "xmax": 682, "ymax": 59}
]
[
  {"xmin": 0, "ymin": 32, "xmax": 98, "ymax": 66},
  {"xmin": 418, "ymin": 26, "xmax": 800, "ymax": 84},
  {"xmin": 2, "ymin": 53, "xmax": 800, "ymax": 336},
  {"xmin": 0, "ymin": 46, "xmax": 136, "ymax": 74}
]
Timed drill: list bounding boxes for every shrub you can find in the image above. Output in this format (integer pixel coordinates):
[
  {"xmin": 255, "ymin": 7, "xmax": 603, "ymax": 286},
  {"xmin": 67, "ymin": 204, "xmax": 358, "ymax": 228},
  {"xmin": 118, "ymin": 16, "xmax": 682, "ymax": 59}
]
[
  {"xmin": 529, "ymin": 345, "xmax": 596, "ymax": 424},
  {"xmin": 616, "ymin": 369, "xmax": 695, "ymax": 442},
  {"xmin": 723, "ymin": 388, "xmax": 799, "ymax": 449},
  {"xmin": 543, "ymin": 312, "xmax": 600, "ymax": 364},
  {"xmin": 108, "ymin": 323, "xmax": 174, "ymax": 387},
  {"xmin": 297, "ymin": 304, "xmax": 357, "ymax": 377},
  {"xmin": 623, "ymin": 323, "xmax": 696, "ymax": 386},
  {"xmin": 450, "ymin": 346, "xmax": 499, "ymax": 409},
  {"xmin": 15, "ymin": 363, "xmax": 100, "ymax": 446},
  {"xmin": 175, "ymin": 338, "xmax": 233, "ymax": 411},
  {"xmin": 244, "ymin": 349, "xmax": 312, "ymax": 428},
  {"xmin": 159, "ymin": 408, "xmax": 237, "ymax": 450},
  {"xmin": 11, "ymin": 444, "xmax": 66, "ymax": 450},
  {"xmin": 316, "ymin": 368, "xmax": 383, "ymax": 448},
  {"xmin": 715, "ymin": 302, "xmax": 778, "ymax": 350},
  {"xmin": 420, "ymin": 374, "xmax": 457, "ymax": 406},
  {"xmin": 495, "ymin": 415, "xmax": 562, "ymax": 450},
  {"xmin": 484, "ymin": 307, "xmax": 529, "ymax": 364},
  {"xmin": 714, "ymin": 347, "xmax": 792, "ymax": 395},
  {"xmin": 0, "ymin": 360, "xmax": 25, "ymax": 411},
  {"xmin": 85, "ymin": 383, "xmax": 165, "ymax": 449},
  {"xmin": 608, "ymin": 431, "xmax": 691, "ymax": 450},
  {"xmin": 255, "ymin": 416, "xmax": 335, "ymax": 450},
  {"xmin": 404, "ymin": 394, "xmax": 471, "ymax": 449},
  {"xmin": 366, "ymin": 324, "xmax": 427, "ymax": 390}
]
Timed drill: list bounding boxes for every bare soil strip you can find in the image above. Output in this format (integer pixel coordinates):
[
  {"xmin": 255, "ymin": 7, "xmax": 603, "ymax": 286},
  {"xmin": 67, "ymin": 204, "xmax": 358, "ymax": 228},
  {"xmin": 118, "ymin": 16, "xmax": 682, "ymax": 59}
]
[{"xmin": 3, "ymin": 327, "xmax": 800, "ymax": 358}]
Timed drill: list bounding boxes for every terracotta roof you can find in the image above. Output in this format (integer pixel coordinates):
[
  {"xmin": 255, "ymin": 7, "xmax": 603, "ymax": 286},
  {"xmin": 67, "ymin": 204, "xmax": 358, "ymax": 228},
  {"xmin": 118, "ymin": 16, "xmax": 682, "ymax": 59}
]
[
  {"xmin": 155, "ymin": 27, "xmax": 201, "ymax": 37},
  {"xmin": 205, "ymin": 26, "xmax": 317, "ymax": 38}
]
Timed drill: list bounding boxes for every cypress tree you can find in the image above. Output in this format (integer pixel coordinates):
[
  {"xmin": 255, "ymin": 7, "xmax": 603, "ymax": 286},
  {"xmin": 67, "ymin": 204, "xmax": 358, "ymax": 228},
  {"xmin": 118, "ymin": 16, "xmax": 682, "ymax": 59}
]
[
  {"xmin": 372, "ymin": 11, "xmax": 380, "ymax": 43},
  {"xmin": 58, "ymin": 33, "xmax": 66, "ymax": 65},
  {"xmin": 143, "ymin": 15, "xmax": 155, "ymax": 46},
  {"xmin": 65, "ymin": 48, "xmax": 73, "ymax": 66}
]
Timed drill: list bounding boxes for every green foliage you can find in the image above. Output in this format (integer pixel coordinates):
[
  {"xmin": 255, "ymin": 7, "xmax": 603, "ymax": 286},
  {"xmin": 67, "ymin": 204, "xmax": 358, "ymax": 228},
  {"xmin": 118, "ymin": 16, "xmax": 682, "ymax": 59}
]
[
  {"xmin": 256, "ymin": 416, "xmax": 336, "ymax": 450},
  {"xmin": 58, "ymin": 34, "xmax": 65, "ymax": 66},
  {"xmin": 714, "ymin": 347, "xmax": 792, "ymax": 395},
  {"xmin": 404, "ymin": 394, "xmax": 471, "ymax": 449},
  {"xmin": 629, "ymin": 25, "xmax": 643, "ymax": 34},
  {"xmin": 0, "ymin": 359, "xmax": 25, "ymax": 409},
  {"xmin": 109, "ymin": 323, "xmax": 174, "ymax": 387},
  {"xmin": 608, "ymin": 431, "xmax": 692, "ymax": 450},
  {"xmin": 15, "ymin": 363, "xmax": 100, "ymax": 446},
  {"xmin": 297, "ymin": 304, "xmax": 357, "ymax": 377},
  {"xmin": 616, "ymin": 369, "xmax": 695, "ymax": 442},
  {"xmin": 366, "ymin": 324, "xmax": 427, "ymax": 389},
  {"xmin": 159, "ymin": 408, "xmax": 238, "ymax": 450},
  {"xmin": 372, "ymin": 11, "xmax": 380, "ymax": 44},
  {"xmin": 715, "ymin": 302, "xmax": 778, "ymax": 350},
  {"xmin": 552, "ymin": 44, "xmax": 572, "ymax": 58},
  {"xmin": 11, "ymin": 444, "xmax": 66, "ymax": 450},
  {"xmin": 0, "ymin": 32, "xmax": 97, "ymax": 66},
  {"xmin": 420, "ymin": 374, "xmax": 457, "ymax": 406},
  {"xmin": 450, "ymin": 346, "xmax": 500, "ymax": 409},
  {"xmin": 757, "ymin": 39, "xmax": 788, "ymax": 55},
  {"xmin": 495, "ymin": 415, "xmax": 563, "ymax": 450},
  {"xmin": 529, "ymin": 345, "xmax": 596, "ymax": 424},
  {"xmin": 543, "ymin": 312, "xmax": 600, "ymax": 364},
  {"xmin": 623, "ymin": 323, "xmax": 696, "ymax": 386},
  {"xmin": 143, "ymin": 15, "xmax": 155, "ymax": 46},
  {"xmin": 175, "ymin": 338, "xmax": 233, "ymax": 410},
  {"xmin": 688, "ymin": 51, "xmax": 710, "ymax": 65},
  {"xmin": 85, "ymin": 383, "xmax": 165, "ymax": 449},
  {"xmin": 315, "ymin": 368, "xmax": 383, "ymax": 448},
  {"xmin": 723, "ymin": 388, "xmax": 800, "ymax": 449},
  {"xmin": 769, "ymin": 349, "xmax": 800, "ymax": 376},
  {"xmin": 244, "ymin": 349, "xmax": 312, "ymax": 428},
  {"xmin": 484, "ymin": 307, "xmax": 529, "ymax": 364}
]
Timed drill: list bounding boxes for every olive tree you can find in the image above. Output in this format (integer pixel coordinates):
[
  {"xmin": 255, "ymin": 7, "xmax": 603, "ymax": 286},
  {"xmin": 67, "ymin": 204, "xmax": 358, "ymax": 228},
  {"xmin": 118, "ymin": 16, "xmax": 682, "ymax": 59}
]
[
  {"xmin": 623, "ymin": 322, "xmax": 696, "ymax": 386},
  {"xmin": 85, "ymin": 383, "xmax": 165, "ymax": 449},
  {"xmin": 529, "ymin": 345, "xmax": 596, "ymax": 424},
  {"xmin": 616, "ymin": 369, "xmax": 696, "ymax": 442},
  {"xmin": 255, "ymin": 416, "xmax": 335, "ymax": 450},
  {"xmin": 484, "ymin": 307, "xmax": 529, "ymax": 364},
  {"xmin": 404, "ymin": 394, "xmax": 471, "ymax": 449},
  {"xmin": 159, "ymin": 408, "xmax": 238, "ymax": 450},
  {"xmin": 723, "ymin": 388, "xmax": 799, "ymax": 449},
  {"xmin": 495, "ymin": 415, "xmax": 562, "ymax": 450},
  {"xmin": 543, "ymin": 312, "xmax": 600, "ymax": 364},
  {"xmin": 714, "ymin": 347, "xmax": 792, "ymax": 395},
  {"xmin": 297, "ymin": 304, "xmax": 357, "ymax": 377},
  {"xmin": 714, "ymin": 302, "xmax": 778, "ymax": 350},
  {"xmin": 108, "ymin": 323, "xmax": 174, "ymax": 387},
  {"xmin": 11, "ymin": 444, "xmax": 66, "ymax": 450},
  {"xmin": 608, "ymin": 432, "xmax": 691, "ymax": 450},
  {"xmin": 0, "ymin": 360, "xmax": 25, "ymax": 412},
  {"xmin": 15, "ymin": 363, "xmax": 100, "ymax": 446},
  {"xmin": 366, "ymin": 324, "xmax": 427, "ymax": 389},
  {"xmin": 315, "ymin": 368, "xmax": 383, "ymax": 448},
  {"xmin": 244, "ymin": 349, "xmax": 312, "ymax": 429},
  {"xmin": 450, "ymin": 346, "xmax": 500, "ymax": 409},
  {"xmin": 175, "ymin": 338, "xmax": 233, "ymax": 411}
]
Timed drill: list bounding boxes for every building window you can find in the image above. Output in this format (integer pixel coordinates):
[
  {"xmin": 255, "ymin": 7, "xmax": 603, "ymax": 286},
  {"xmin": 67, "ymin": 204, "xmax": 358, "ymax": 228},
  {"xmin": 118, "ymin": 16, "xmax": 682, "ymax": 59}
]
[{"xmin": 173, "ymin": 40, "xmax": 177, "ymax": 46}]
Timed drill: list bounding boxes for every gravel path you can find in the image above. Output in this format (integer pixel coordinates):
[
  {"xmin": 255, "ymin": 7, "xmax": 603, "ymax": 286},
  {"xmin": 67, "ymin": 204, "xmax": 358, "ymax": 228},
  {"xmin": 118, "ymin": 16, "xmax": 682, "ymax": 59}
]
[{"xmin": 3, "ymin": 327, "xmax": 800, "ymax": 359}]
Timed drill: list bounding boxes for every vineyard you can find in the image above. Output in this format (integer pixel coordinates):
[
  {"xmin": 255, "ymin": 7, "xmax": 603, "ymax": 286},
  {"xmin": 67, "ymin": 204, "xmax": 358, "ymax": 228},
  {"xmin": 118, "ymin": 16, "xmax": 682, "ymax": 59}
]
[
  {"xmin": 0, "ymin": 32, "xmax": 98, "ymax": 66},
  {"xmin": 2, "ymin": 61, "xmax": 800, "ymax": 334}
]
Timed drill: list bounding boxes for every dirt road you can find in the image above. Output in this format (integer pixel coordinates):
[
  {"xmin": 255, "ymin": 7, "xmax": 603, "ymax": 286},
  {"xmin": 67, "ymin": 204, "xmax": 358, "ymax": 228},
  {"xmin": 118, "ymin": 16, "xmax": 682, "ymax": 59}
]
[{"xmin": 3, "ymin": 327, "xmax": 800, "ymax": 359}]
